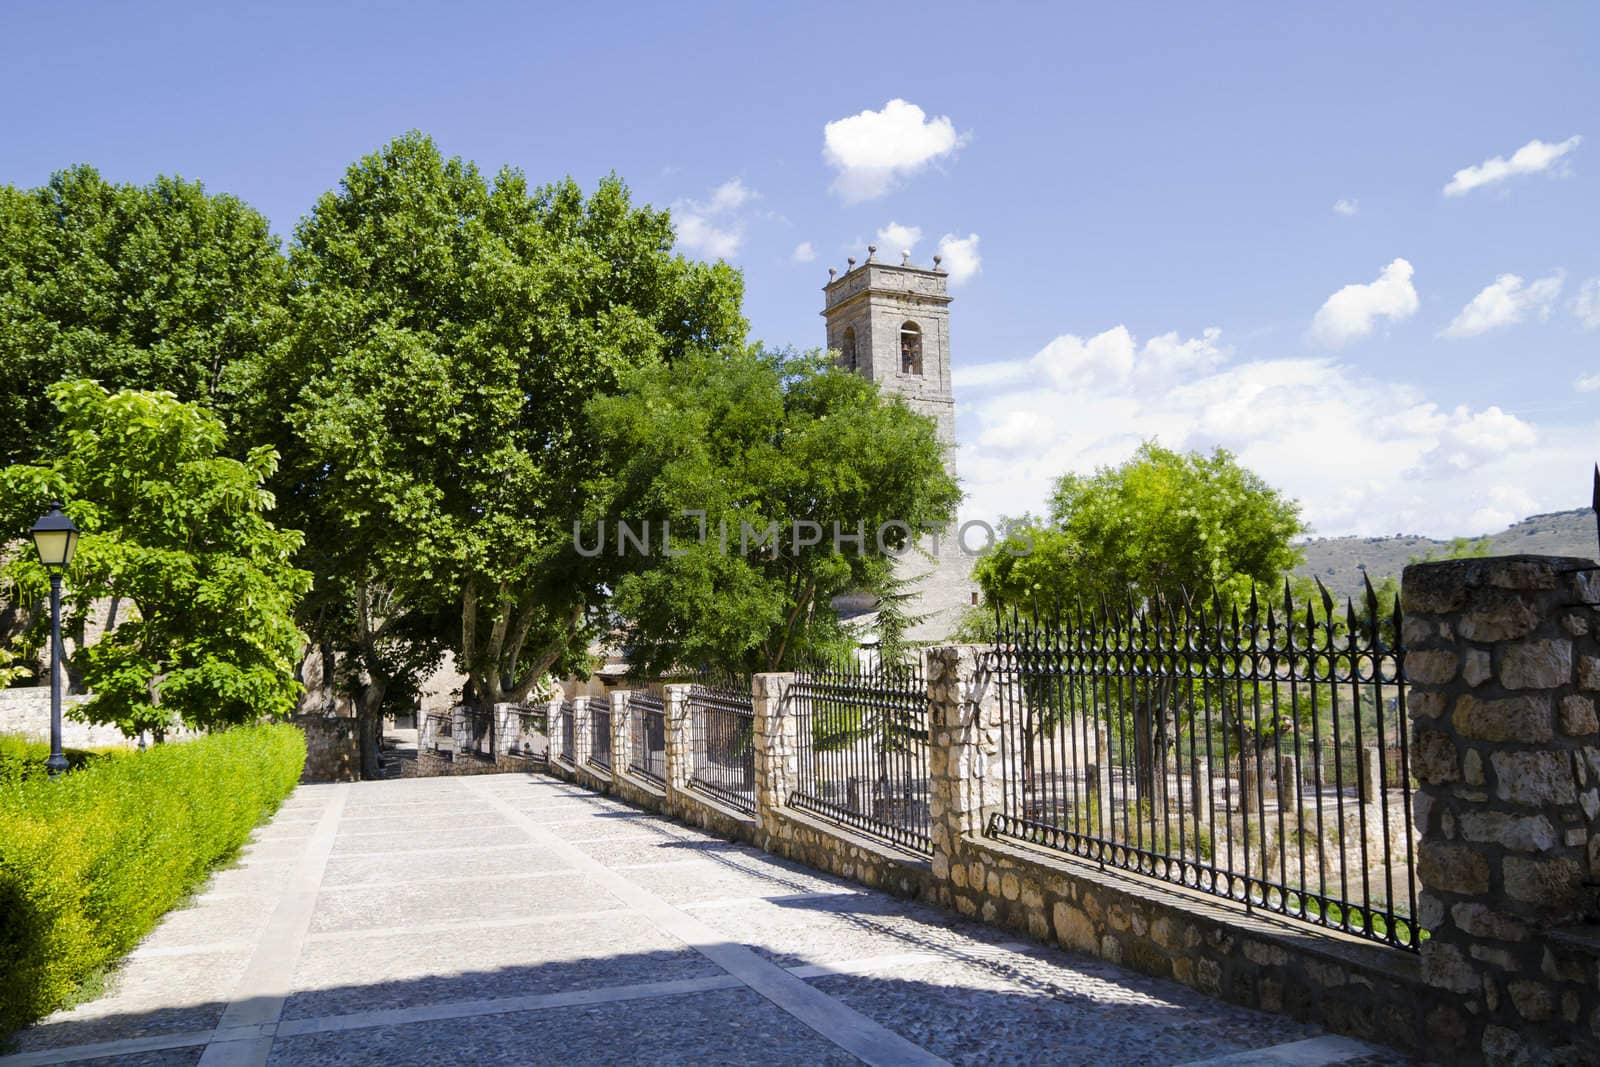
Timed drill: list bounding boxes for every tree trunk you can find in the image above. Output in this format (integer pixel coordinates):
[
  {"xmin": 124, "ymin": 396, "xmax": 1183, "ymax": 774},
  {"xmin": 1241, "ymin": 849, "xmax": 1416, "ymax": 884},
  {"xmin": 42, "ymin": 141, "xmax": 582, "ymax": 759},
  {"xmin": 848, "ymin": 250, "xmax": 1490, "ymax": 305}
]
[{"xmin": 356, "ymin": 678, "xmax": 386, "ymax": 780}]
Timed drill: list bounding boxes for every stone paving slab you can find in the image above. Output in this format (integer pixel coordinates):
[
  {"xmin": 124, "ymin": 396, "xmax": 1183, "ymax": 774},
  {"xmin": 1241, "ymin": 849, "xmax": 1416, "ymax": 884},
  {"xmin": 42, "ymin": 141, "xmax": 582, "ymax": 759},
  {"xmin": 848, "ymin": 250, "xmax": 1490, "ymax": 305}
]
[
  {"xmin": 265, "ymin": 988, "xmax": 861, "ymax": 1067},
  {"xmin": 305, "ymin": 872, "xmax": 619, "ymax": 935},
  {"xmin": 318, "ymin": 844, "xmax": 571, "ymax": 887},
  {"xmin": 2, "ymin": 772, "xmax": 1407, "ymax": 1067}
]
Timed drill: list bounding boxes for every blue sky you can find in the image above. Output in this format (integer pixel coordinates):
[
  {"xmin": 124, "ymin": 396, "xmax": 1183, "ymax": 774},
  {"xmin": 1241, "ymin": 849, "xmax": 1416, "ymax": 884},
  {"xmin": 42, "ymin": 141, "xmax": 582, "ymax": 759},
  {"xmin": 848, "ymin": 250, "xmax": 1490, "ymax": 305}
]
[{"xmin": 4, "ymin": 2, "xmax": 1596, "ymax": 537}]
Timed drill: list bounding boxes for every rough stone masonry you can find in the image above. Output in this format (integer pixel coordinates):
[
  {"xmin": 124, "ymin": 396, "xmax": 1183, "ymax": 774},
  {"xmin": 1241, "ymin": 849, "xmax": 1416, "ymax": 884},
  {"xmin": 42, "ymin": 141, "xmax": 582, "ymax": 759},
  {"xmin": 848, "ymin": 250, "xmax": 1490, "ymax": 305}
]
[{"xmin": 1405, "ymin": 555, "xmax": 1600, "ymax": 1065}]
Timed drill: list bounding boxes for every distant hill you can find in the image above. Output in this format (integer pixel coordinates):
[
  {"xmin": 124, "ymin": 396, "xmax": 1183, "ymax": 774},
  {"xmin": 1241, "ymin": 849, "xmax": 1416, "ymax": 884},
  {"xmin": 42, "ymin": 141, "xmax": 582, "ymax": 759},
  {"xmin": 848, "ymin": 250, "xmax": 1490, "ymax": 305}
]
[{"xmin": 1293, "ymin": 508, "xmax": 1596, "ymax": 602}]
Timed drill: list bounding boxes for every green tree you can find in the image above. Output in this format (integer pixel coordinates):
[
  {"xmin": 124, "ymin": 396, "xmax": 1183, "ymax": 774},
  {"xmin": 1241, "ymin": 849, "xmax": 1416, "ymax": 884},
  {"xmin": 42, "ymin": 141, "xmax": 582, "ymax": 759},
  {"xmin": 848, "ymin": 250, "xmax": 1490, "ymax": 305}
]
[
  {"xmin": 234, "ymin": 133, "xmax": 746, "ymax": 771},
  {"xmin": 589, "ymin": 347, "xmax": 960, "ymax": 676},
  {"xmin": 0, "ymin": 381, "xmax": 310, "ymax": 738},
  {"xmin": 0, "ymin": 166, "xmax": 287, "ymax": 463},
  {"xmin": 972, "ymin": 441, "xmax": 1304, "ymax": 615},
  {"xmin": 970, "ymin": 442, "xmax": 1304, "ymax": 810}
]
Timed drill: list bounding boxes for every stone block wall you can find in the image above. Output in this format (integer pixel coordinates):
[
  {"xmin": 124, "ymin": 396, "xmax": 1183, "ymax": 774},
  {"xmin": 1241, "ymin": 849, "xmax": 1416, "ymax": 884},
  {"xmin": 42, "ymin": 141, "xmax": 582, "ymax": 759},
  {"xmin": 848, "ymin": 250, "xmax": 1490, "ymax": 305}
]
[
  {"xmin": 0, "ymin": 689, "xmax": 126, "ymax": 748},
  {"xmin": 292, "ymin": 715, "xmax": 359, "ymax": 783},
  {"xmin": 1404, "ymin": 555, "xmax": 1600, "ymax": 1062}
]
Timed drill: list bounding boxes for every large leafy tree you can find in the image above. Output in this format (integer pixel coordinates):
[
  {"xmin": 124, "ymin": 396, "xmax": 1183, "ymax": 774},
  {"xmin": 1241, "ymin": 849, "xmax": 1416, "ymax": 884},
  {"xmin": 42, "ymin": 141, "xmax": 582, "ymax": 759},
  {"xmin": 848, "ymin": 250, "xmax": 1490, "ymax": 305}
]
[
  {"xmin": 0, "ymin": 381, "xmax": 310, "ymax": 738},
  {"xmin": 972, "ymin": 441, "xmax": 1304, "ymax": 619},
  {"xmin": 589, "ymin": 347, "xmax": 960, "ymax": 676},
  {"xmin": 968, "ymin": 442, "xmax": 1304, "ymax": 809},
  {"xmin": 0, "ymin": 166, "xmax": 287, "ymax": 463},
  {"xmin": 235, "ymin": 133, "xmax": 746, "ymax": 771}
]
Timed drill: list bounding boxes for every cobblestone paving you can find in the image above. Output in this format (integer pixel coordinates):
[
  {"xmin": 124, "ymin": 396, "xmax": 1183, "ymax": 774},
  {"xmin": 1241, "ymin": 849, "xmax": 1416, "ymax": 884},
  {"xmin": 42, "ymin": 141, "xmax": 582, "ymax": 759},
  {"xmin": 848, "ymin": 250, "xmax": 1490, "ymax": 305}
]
[{"xmin": 2, "ymin": 775, "xmax": 1408, "ymax": 1066}]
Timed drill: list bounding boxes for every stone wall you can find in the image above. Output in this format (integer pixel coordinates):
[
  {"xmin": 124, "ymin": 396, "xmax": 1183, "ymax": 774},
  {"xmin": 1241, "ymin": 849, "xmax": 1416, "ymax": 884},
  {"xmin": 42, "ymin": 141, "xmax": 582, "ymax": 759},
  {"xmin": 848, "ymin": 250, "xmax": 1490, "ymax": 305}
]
[
  {"xmin": 0, "ymin": 688, "xmax": 128, "ymax": 748},
  {"xmin": 292, "ymin": 715, "xmax": 359, "ymax": 783},
  {"xmin": 1404, "ymin": 555, "xmax": 1600, "ymax": 1063}
]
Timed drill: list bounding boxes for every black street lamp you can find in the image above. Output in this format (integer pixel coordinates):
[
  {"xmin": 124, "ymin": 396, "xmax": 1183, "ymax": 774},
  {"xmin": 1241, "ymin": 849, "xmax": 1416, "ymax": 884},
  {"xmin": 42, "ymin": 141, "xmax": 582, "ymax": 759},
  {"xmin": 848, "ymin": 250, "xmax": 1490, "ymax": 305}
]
[{"xmin": 29, "ymin": 503, "xmax": 79, "ymax": 779}]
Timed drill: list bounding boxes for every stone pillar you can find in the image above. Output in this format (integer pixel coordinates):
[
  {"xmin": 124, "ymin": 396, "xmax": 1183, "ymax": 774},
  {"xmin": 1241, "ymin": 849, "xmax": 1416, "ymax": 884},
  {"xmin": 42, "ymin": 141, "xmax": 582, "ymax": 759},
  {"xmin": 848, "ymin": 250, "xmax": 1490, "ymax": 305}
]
[
  {"xmin": 1358, "ymin": 745, "xmax": 1381, "ymax": 804},
  {"xmin": 1279, "ymin": 754, "xmax": 1299, "ymax": 808},
  {"xmin": 753, "ymin": 673, "xmax": 797, "ymax": 838},
  {"xmin": 572, "ymin": 694, "xmax": 592, "ymax": 767},
  {"xmin": 927, "ymin": 646, "xmax": 1008, "ymax": 886},
  {"xmin": 1181, "ymin": 756, "xmax": 1210, "ymax": 823},
  {"xmin": 1405, "ymin": 555, "xmax": 1600, "ymax": 1063},
  {"xmin": 610, "ymin": 690, "xmax": 631, "ymax": 771},
  {"xmin": 664, "ymin": 683, "xmax": 693, "ymax": 801}
]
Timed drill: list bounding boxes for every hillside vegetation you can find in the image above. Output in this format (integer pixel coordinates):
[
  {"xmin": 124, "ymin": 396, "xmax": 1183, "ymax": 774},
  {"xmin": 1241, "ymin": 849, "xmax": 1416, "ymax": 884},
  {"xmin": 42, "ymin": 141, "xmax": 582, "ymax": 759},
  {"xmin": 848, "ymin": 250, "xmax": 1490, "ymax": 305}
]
[{"xmin": 1294, "ymin": 508, "xmax": 1596, "ymax": 602}]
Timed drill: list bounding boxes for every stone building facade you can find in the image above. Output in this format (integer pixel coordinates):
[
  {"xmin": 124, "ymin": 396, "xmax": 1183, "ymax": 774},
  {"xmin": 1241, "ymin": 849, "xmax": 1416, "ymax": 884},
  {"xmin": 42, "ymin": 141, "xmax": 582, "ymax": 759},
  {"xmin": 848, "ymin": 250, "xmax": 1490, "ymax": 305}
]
[{"xmin": 822, "ymin": 248, "xmax": 978, "ymax": 642}]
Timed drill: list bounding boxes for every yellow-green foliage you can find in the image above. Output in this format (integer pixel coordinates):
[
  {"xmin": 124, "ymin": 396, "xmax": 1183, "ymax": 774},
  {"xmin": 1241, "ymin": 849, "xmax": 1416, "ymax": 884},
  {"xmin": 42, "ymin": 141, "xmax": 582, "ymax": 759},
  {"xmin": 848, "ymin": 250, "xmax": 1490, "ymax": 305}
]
[
  {"xmin": 0, "ymin": 723, "xmax": 305, "ymax": 1035},
  {"xmin": 0, "ymin": 735, "xmax": 125, "ymax": 786}
]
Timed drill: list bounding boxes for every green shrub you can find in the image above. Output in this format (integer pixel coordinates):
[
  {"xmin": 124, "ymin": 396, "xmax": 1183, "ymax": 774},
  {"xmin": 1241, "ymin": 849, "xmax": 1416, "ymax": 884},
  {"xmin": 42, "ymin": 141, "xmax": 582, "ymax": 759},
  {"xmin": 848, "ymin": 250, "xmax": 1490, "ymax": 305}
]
[
  {"xmin": 0, "ymin": 722, "xmax": 305, "ymax": 1035},
  {"xmin": 0, "ymin": 734, "xmax": 125, "ymax": 786}
]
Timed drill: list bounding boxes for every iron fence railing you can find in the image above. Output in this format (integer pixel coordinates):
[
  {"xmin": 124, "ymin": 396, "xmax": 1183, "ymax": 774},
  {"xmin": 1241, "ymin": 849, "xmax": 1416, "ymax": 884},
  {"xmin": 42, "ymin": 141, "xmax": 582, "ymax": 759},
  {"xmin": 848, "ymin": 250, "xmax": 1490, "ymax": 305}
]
[
  {"xmin": 986, "ymin": 581, "xmax": 1418, "ymax": 951},
  {"xmin": 688, "ymin": 675, "xmax": 756, "ymax": 814},
  {"xmin": 557, "ymin": 700, "xmax": 575, "ymax": 764},
  {"xmin": 588, "ymin": 702, "xmax": 612, "ymax": 772},
  {"xmin": 789, "ymin": 660, "xmax": 931, "ymax": 854},
  {"xmin": 504, "ymin": 704, "xmax": 549, "ymax": 761},
  {"xmin": 628, "ymin": 686, "xmax": 667, "ymax": 786}
]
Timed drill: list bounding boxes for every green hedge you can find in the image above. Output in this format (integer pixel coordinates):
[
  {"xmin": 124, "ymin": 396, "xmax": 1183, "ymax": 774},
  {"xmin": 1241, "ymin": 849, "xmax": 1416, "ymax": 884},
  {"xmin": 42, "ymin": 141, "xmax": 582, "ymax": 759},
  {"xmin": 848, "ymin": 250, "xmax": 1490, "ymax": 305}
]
[
  {"xmin": 0, "ymin": 734, "xmax": 124, "ymax": 785},
  {"xmin": 0, "ymin": 722, "xmax": 305, "ymax": 1035}
]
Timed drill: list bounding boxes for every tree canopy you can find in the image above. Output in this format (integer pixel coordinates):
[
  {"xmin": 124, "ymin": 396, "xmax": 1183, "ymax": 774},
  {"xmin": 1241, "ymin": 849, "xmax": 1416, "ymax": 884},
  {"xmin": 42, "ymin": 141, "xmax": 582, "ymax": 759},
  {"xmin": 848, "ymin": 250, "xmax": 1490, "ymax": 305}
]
[
  {"xmin": 0, "ymin": 381, "xmax": 309, "ymax": 737},
  {"xmin": 0, "ymin": 166, "xmax": 287, "ymax": 464},
  {"xmin": 233, "ymin": 132, "xmax": 748, "ymax": 765},
  {"xmin": 971, "ymin": 442, "xmax": 1304, "ymax": 620},
  {"xmin": 589, "ymin": 347, "xmax": 960, "ymax": 676}
]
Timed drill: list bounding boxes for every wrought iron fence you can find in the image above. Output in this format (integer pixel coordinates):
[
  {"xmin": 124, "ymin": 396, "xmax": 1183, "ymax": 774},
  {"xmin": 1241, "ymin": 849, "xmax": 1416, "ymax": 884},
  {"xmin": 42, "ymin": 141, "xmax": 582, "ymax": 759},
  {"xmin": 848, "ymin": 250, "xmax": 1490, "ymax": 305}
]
[
  {"xmin": 985, "ymin": 581, "xmax": 1418, "ymax": 951},
  {"xmin": 557, "ymin": 700, "xmax": 575, "ymax": 764},
  {"xmin": 688, "ymin": 674, "xmax": 756, "ymax": 814},
  {"xmin": 504, "ymin": 704, "xmax": 549, "ymax": 761},
  {"xmin": 588, "ymin": 702, "xmax": 612, "ymax": 772},
  {"xmin": 628, "ymin": 686, "xmax": 667, "ymax": 786},
  {"xmin": 789, "ymin": 660, "xmax": 931, "ymax": 854}
]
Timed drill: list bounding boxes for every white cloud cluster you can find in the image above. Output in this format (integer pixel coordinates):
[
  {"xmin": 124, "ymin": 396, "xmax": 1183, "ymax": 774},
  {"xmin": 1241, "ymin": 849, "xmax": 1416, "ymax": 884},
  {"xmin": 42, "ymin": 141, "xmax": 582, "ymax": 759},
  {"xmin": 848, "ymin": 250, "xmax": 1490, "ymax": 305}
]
[
  {"xmin": 1576, "ymin": 372, "xmax": 1600, "ymax": 393},
  {"xmin": 1440, "ymin": 271, "xmax": 1564, "ymax": 338},
  {"xmin": 1443, "ymin": 135, "xmax": 1582, "ymax": 197},
  {"xmin": 823, "ymin": 100, "xmax": 967, "ymax": 202},
  {"xmin": 1332, "ymin": 198, "xmax": 1359, "ymax": 216},
  {"xmin": 673, "ymin": 178, "xmax": 756, "ymax": 259},
  {"xmin": 1574, "ymin": 278, "xmax": 1600, "ymax": 329},
  {"xmin": 954, "ymin": 324, "xmax": 1587, "ymax": 537},
  {"xmin": 876, "ymin": 221, "xmax": 923, "ymax": 256},
  {"xmin": 935, "ymin": 232, "xmax": 981, "ymax": 285},
  {"xmin": 791, "ymin": 241, "xmax": 817, "ymax": 263},
  {"xmin": 1308, "ymin": 258, "xmax": 1419, "ymax": 348}
]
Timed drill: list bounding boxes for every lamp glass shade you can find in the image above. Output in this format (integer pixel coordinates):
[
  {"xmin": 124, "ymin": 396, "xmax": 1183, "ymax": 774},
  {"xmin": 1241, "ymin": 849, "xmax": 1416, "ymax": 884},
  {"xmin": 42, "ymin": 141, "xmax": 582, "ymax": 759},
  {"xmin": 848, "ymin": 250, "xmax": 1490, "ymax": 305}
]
[{"xmin": 29, "ymin": 507, "xmax": 80, "ymax": 569}]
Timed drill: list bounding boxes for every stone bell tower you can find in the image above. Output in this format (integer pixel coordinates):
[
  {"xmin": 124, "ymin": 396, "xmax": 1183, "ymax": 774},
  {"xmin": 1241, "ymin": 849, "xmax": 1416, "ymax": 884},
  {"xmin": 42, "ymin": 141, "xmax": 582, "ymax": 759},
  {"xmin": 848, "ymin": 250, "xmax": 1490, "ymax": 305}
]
[{"xmin": 822, "ymin": 246, "xmax": 974, "ymax": 642}]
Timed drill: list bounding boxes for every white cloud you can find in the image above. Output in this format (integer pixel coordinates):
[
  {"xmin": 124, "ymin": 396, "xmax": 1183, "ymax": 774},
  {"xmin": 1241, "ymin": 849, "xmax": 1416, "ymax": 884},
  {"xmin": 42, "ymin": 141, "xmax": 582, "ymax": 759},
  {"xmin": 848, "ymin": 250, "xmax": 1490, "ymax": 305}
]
[
  {"xmin": 1308, "ymin": 258, "xmax": 1419, "ymax": 348},
  {"xmin": 1577, "ymin": 372, "xmax": 1600, "ymax": 393},
  {"xmin": 1440, "ymin": 271, "xmax": 1564, "ymax": 338},
  {"xmin": 935, "ymin": 233, "xmax": 981, "ymax": 285},
  {"xmin": 672, "ymin": 178, "xmax": 757, "ymax": 259},
  {"xmin": 1573, "ymin": 278, "xmax": 1600, "ymax": 329},
  {"xmin": 822, "ymin": 99, "xmax": 967, "ymax": 202},
  {"xmin": 876, "ymin": 222, "xmax": 923, "ymax": 255},
  {"xmin": 955, "ymin": 324, "xmax": 1588, "ymax": 538},
  {"xmin": 1443, "ymin": 135, "xmax": 1582, "ymax": 197},
  {"xmin": 792, "ymin": 241, "xmax": 817, "ymax": 264},
  {"xmin": 954, "ymin": 326, "xmax": 1229, "ymax": 395},
  {"xmin": 1332, "ymin": 198, "xmax": 1359, "ymax": 216}
]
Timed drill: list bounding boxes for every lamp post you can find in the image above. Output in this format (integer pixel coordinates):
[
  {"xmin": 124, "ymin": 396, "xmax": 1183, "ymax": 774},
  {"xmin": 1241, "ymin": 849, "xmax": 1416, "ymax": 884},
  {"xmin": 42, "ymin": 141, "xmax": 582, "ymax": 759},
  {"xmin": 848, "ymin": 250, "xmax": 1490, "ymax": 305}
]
[{"xmin": 29, "ymin": 503, "xmax": 79, "ymax": 779}]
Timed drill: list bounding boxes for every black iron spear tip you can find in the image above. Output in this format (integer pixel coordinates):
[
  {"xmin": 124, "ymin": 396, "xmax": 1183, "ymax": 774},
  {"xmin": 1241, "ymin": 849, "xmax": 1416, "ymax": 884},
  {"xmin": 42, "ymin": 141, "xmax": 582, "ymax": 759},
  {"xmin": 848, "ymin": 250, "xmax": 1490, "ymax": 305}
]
[{"xmin": 1592, "ymin": 462, "xmax": 1599, "ymax": 560}]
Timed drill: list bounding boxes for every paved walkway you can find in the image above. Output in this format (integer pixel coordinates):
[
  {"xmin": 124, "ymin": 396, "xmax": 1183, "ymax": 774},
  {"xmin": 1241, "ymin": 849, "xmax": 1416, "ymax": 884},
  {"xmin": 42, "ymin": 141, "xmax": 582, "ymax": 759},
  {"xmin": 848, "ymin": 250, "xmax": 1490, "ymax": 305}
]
[{"xmin": 3, "ymin": 775, "xmax": 1399, "ymax": 1066}]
